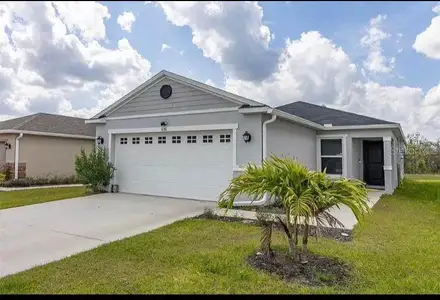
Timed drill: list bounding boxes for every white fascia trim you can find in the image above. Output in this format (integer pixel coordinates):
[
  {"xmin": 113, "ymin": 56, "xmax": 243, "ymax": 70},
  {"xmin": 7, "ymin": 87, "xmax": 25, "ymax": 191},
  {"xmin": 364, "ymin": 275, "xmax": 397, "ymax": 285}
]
[
  {"xmin": 108, "ymin": 123, "xmax": 239, "ymax": 135},
  {"xmin": 105, "ymin": 107, "xmax": 239, "ymax": 121},
  {"xmin": 162, "ymin": 70, "xmax": 262, "ymax": 107},
  {"xmin": 324, "ymin": 123, "xmax": 405, "ymax": 143},
  {"xmin": 0, "ymin": 130, "xmax": 95, "ymax": 140},
  {"xmin": 85, "ymin": 119, "xmax": 106, "ymax": 124},
  {"xmin": 91, "ymin": 71, "xmax": 166, "ymax": 119},
  {"xmin": 92, "ymin": 70, "xmax": 263, "ymax": 120},
  {"xmin": 272, "ymin": 109, "xmax": 324, "ymax": 130},
  {"xmin": 238, "ymin": 107, "xmax": 271, "ymax": 114}
]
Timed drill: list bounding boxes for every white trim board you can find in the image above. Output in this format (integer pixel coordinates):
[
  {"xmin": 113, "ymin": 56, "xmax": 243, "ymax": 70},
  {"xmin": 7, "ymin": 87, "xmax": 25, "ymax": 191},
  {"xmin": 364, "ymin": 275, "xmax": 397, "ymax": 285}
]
[
  {"xmin": 108, "ymin": 124, "xmax": 239, "ymax": 135},
  {"xmin": 0, "ymin": 130, "xmax": 95, "ymax": 140},
  {"xmin": 106, "ymin": 107, "xmax": 238, "ymax": 122}
]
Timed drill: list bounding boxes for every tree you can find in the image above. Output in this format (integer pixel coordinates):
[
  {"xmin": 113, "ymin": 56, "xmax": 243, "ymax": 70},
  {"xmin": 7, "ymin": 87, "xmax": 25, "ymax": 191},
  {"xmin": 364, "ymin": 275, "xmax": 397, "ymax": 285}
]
[
  {"xmin": 74, "ymin": 147, "xmax": 116, "ymax": 193},
  {"xmin": 218, "ymin": 155, "xmax": 370, "ymax": 263}
]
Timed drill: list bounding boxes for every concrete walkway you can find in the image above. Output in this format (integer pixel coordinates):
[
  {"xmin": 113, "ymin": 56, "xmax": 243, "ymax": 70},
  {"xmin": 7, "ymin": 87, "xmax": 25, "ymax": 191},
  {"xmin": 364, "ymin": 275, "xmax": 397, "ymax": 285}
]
[
  {"xmin": 0, "ymin": 193, "xmax": 214, "ymax": 278},
  {"xmin": 213, "ymin": 190, "xmax": 385, "ymax": 230}
]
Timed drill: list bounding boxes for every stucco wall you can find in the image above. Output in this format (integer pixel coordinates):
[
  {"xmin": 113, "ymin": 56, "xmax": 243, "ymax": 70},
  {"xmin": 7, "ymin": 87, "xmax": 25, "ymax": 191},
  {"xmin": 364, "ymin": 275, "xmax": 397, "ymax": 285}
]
[
  {"xmin": 0, "ymin": 134, "xmax": 18, "ymax": 162},
  {"xmin": 19, "ymin": 135, "xmax": 94, "ymax": 178},
  {"xmin": 266, "ymin": 118, "xmax": 317, "ymax": 170}
]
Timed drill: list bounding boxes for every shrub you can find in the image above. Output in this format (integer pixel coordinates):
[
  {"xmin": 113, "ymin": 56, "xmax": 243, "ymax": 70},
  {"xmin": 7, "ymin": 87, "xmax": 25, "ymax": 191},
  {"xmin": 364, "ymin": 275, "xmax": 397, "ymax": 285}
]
[
  {"xmin": 0, "ymin": 175, "xmax": 81, "ymax": 187},
  {"xmin": 0, "ymin": 173, "xmax": 6, "ymax": 183},
  {"xmin": 1, "ymin": 178, "xmax": 33, "ymax": 187},
  {"xmin": 219, "ymin": 155, "xmax": 370, "ymax": 263},
  {"xmin": 74, "ymin": 146, "xmax": 115, "ymax": 193},
  {"xmin": 4, "ymin": 167, "xmax": 11, "ymax": 181}
]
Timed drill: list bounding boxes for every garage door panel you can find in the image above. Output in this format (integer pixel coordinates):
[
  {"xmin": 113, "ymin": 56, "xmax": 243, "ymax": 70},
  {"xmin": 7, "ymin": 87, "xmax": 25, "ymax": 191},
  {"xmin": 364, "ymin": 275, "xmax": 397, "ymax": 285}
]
[{"xmin": 114, "ymin": 130, "xmax": 233, "ymax": 201}]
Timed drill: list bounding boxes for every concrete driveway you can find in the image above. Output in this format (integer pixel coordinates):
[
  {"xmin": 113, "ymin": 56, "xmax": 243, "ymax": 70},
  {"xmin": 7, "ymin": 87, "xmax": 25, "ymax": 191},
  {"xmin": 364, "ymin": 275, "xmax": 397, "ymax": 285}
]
[{"xmin": 0, "ymin": 193, "xmax": 214, "ymax": 278}]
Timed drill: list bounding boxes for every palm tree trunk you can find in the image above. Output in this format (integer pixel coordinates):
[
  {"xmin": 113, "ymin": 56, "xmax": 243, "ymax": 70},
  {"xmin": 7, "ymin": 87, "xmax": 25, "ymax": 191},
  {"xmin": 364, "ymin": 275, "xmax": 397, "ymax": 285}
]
[
  {"xmin": 301, "ymin": 222, "xmax": 309, "ymax": 263},
  {"xmin": 279, "ymin": 213, "xmax": 296, "ymax": 258},
  {"xmin": 261, "ymin": 223, "xmax": 273, "ymax": 257}
]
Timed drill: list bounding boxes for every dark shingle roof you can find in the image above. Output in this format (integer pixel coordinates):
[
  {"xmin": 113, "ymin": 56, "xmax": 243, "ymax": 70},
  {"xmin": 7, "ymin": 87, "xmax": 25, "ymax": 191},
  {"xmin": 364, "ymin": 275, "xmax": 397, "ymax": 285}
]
[
  {"xmin": 276, "ymin": 101, "xmax": 398, "ymax": 126},
  {"xmin": 0, "ymin": 113, "xmax": 95, "ymax": 137}
]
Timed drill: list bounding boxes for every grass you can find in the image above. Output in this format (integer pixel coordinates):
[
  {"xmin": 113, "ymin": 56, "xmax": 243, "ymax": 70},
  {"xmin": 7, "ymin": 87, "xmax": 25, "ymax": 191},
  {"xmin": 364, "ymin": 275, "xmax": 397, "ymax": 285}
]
[
  {"xmin": 406, "ymin": 173, "xmax": 440, "ymax": 181},
  {"xmin": 1, "ymin": 180, "xmax": 440, "ymax": 294},
  {"xmin": 0, "ymin": 187, "xmax": 89, "ymax": 210}
]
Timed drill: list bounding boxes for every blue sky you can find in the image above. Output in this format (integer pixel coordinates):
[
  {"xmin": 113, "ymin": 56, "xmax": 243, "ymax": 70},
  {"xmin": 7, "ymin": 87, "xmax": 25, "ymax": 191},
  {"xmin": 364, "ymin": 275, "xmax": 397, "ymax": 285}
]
[
  {"xmin": 0, "ymin": 1, "xmax": 439, "ymax": 140},
  {"xmin": 101, "ymin": 1, "xmax": 440, "ymax": 90}
]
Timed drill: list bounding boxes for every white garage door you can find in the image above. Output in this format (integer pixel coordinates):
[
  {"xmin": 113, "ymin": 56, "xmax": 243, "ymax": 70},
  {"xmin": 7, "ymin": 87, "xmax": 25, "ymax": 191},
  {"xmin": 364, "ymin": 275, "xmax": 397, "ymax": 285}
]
[{"xmin": 114, "ymin": 130, "xmax": 233, "ymax": 201}]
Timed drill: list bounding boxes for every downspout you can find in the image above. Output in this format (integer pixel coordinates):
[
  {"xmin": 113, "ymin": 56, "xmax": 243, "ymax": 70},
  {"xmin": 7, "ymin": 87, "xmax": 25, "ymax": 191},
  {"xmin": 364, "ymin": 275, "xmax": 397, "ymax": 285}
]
[
  {"xmin": 14, "ymin": 133, "xmax": 24, "ymax": 180},
  {"xmin": 234, "ymin": 109, "xmax": 277, "ymax": 206}
]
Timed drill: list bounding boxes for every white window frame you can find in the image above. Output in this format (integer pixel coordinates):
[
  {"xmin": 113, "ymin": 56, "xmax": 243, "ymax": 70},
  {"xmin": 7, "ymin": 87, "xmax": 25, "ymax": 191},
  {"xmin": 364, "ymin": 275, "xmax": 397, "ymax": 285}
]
[{"xmin": 316, "ymin": 135, "xmax": 347, "ymax": 178}]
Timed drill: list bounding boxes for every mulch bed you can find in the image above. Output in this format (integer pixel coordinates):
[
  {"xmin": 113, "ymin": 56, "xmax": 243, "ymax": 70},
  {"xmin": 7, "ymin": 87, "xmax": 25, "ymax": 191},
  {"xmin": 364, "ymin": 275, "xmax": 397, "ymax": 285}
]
[
  {"xmin": 196, "ymin": 213, "xmax": 353, "ymax": 242},
  {"xmin": 247, "ymin": 251, "xmax": 351, "ymax": 287}
]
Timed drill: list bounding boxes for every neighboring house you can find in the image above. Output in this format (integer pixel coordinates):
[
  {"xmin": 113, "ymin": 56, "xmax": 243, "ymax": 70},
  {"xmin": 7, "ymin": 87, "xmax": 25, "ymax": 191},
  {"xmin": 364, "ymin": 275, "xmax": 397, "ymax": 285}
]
[
  {"xmin": 0, "ymin": 113, "xmax": 96, "ymax": 179},
  {"xmin": 86, "ymin": 70, "xmax": 405, "ymax": 202}
]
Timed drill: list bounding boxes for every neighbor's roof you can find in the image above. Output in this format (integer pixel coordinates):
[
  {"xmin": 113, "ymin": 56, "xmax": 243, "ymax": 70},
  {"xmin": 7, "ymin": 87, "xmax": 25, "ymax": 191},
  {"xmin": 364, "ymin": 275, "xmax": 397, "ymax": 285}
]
[
  {"xmin": 0, "ymin": 113, "xmax": 95, "ymax": 137},
  {"xmin": 276, "ymin": 101, "xmax": 398, "ymax": 126}
]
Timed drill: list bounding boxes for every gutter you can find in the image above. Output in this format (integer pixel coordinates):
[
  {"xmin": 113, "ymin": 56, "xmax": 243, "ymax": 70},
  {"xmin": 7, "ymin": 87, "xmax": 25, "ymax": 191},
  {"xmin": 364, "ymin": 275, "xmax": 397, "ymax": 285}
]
[
  {"xmin": 14, "ymin": 133, "xmax": 24, "ymax": 180},
  {"xmin": 233, "ymin": 109, "xmax": 277, "ymax": 206}
]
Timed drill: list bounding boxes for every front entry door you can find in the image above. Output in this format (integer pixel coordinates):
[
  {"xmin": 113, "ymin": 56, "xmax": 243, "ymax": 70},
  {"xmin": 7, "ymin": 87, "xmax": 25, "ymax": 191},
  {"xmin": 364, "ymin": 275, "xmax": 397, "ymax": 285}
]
[{"xmin": 363, "ymin": 140, "xmax": 385, "ymax": 186}]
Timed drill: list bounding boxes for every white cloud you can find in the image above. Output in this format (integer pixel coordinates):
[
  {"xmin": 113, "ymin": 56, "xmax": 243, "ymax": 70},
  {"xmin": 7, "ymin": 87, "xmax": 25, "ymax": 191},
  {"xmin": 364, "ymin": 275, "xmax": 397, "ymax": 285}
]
[
  {"xmin": 0, "ymin": 2, "xmax": 151, "ymax": 119},
  {"xmin": 360, "ymin": 14, "xmax": 395, "ymax": 74},
  {"xmin": 157, "ymin": 1, "xmax": 277, "ymax": 82},
  {"xmin": 117, "ymin": 11, "xmax": 136, "ymax": 33},
  {"xmin": 156, "ymin": 3, "xmax": 440, "ymax": 139},
  {"xmin": 205, "ymin": 79, "xmax": 217, "ymax": 88},
  {"xmin": 161, "ymin": 43, "xmax": 172, "ymax": 52},
  {"xmin": 224, "ymin": 31, "xmax": 439, "ymax": 140},
  {"xmin": 434, "ymin": 3, "xmax": 440, "ymax": 14},
  {"xmin": 52, "ymin": 1, "xmax": 110, "ymax": 41},
  {"xmin": 161, "ymin": 43, "xmax": 184, "ymax": 55},
  {"xmin": 413, "ymin": 4, "xmax": 440, "ymax": 59}
]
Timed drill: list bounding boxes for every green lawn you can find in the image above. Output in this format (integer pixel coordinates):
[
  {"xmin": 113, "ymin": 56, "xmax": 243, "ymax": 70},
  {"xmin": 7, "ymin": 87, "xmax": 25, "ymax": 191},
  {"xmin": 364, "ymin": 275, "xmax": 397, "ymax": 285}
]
[
  {"xmin": 406, "ymin": 174, "xmax": 440, "ymax": 181},
  {"xmin": 0, "ymin": 187, "xmax": 89, "ymax": 210},
  {"xmin": 1, "ymin": 180, "xmax": 439, "ymax": 294}
]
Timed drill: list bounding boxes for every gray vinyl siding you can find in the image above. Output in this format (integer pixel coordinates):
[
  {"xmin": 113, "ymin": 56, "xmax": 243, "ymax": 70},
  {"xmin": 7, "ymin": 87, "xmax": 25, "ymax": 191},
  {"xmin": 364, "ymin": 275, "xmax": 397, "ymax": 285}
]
[
  {"xmin": 266, "ymin": 118, "xmax": 317, "ymax": 170},
  {"xmin": 108, "ymin": 78, "xmax": 238, "ymax": 117},
  {"xmin": 96, "ymin": 110, "xmax": 263, "ymax": 167}
]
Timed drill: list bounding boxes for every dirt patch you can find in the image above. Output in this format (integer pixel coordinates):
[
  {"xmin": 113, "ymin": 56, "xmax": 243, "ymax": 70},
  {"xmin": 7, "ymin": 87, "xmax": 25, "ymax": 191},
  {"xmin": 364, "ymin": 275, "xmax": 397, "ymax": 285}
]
[{"xmin": 247, "ymin": 251, "xmax": 351, "ymax": 287}]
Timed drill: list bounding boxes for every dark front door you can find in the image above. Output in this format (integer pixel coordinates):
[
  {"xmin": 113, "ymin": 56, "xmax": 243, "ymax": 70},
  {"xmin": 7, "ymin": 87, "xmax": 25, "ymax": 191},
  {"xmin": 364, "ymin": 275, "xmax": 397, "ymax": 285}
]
[{"xmin": 363, "ymin": 140, "xmax": 385, "ymax": 186}]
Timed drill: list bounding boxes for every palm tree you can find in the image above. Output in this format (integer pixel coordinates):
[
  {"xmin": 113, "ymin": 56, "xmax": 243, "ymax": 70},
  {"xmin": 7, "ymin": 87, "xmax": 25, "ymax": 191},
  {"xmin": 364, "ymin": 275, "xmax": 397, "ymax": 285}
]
[{"xmin": 218, "ymin": 155, "xmax": 371, "ymax": 263}]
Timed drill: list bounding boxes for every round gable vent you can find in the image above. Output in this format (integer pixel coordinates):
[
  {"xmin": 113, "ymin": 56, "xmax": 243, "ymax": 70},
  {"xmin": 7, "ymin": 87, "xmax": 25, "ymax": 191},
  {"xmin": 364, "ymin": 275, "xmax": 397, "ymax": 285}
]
[{"xmin": 160, "ymin": 84, "xmax": 172, "ymax": 99}]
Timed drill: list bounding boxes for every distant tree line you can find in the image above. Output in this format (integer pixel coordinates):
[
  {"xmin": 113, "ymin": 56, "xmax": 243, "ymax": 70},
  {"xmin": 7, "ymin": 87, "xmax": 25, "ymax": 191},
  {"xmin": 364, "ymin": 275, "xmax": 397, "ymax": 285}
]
[{"xmin": 405, "ymin": 133, "xmax": 440, "ymax": 174}]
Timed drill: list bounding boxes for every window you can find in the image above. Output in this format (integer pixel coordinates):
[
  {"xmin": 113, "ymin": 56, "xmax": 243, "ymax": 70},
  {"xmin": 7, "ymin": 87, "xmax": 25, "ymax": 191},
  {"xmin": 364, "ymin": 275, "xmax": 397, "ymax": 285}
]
[
  {"xmin": 320, "ymin": 139, "xmax": 343, "ymax": 175},
  {"xmin": 187, "ymin": 136, "xmax": 197, "ymax": 144},
  {"xmin": 220, "ymin": 134, "xmax": 231, "ymax": 143},
  {"xmin": 120, "ymin": 137, "xmax": 128, "ymax": 144},
  {"xmin": 172, "ymin": 136, "xmax": 181, "ymax": 144},
  {"xmin": 145, "ymin": 137, "xmax": 153, "ymax": 144},
  {"xmin": 132, "ymin": 137, "xmax": 140, "ymax": 144},
  {"xmin": 158, "ymin": 136, "xmax": 166, "ymax": 144},
  {"xmin": 203, "ymin": 135, "xmax": 213, "ymax": 144}
]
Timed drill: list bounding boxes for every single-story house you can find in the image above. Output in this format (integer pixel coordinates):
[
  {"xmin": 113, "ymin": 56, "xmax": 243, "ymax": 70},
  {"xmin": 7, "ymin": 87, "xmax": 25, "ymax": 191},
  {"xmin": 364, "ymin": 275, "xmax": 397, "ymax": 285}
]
[
  {"xmin": 86, "ymin": 70, "xmax": 405, "ymax": 202},
  {"xmin": 0, "ymin": 113, "xmax": 96, "ymax": 179}
]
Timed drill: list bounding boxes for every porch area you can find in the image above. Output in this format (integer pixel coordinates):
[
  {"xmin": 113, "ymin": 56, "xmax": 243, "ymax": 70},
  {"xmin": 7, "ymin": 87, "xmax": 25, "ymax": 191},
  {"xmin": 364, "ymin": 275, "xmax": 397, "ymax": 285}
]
[{"xmin": 317, "ymin": 132, "xmax": 404, "ymax": 194}]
